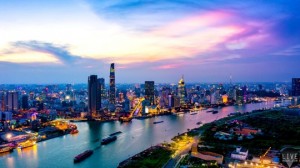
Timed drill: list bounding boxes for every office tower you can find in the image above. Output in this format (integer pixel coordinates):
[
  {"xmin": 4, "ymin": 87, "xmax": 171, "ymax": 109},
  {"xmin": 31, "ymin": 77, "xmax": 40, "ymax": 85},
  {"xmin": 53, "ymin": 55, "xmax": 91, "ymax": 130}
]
[
  {"xmin": 6, "ymin": 91, "xmax": 19, "ymax": 111},
  {"xmin": 66, "ymin": 84, "xmax": 72, "ymax": 91},
  {"xmin": 236, "ymin": 88, "xmax": 243, "ymax": 104},
  {"xmin": 242, "ymin": 85, "xmax": 247, "ymax": 103},
  {"xmin": 135, "ymin": 84, "xmax": 141, "ymax": 97},
  {"xmin": 178, "ymin": 76, "xmax": 186, "ymax": 106},
  {"xmin": 168, "ymin": 94, "xmax": 180, "ymax": 108},
  {"xmin": 22, "ymin": 95, "xmax": 29, "ymax": 110},
  {"xmin": 88, "ymin": 75, "xmax": 101, "ymax": 117},
  {"xmin": 0, "ymin": 91, "xmax": 5, "ymax": 111},
  {"xmin": 98, "ymin": 78, "xmax": 105, "ymax": 98},
  {"xmin": 258, "ymin": 84, "xmax": 263, "ymax": 91},
  {"xmin": 292, "ymin": 78, "xmax": 300, "ymax": 96},
  {"xmin": 109, "ymin": 63, "xmax": 116, "ymax": 104},
  {"xmin": 145, "ymin": 81, "xmax": 155, "ymax": 105}
]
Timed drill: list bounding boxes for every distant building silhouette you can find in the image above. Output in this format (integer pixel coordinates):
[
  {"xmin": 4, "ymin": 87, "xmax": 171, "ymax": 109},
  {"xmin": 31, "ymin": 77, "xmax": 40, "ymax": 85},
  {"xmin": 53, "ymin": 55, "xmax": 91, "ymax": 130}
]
[
  {"xmin": 292, "ymin": 78, "xmax": 300, "ymax": 96},
  {"xmin": 145, "ymin": 81, "xmax": 155, "ymax": 105},
  {"xmin": 98, "ymin": 78, "xmax": 105, "ymax": 99},
  {"xmin": 6, "ymin": 91, "xmax": 19, "ymax": 111},
  {"xmin": 88, "ymin": 75, "xmax": 101, "ymax": 117},
  {"xmin": 22, "ymin": 94, "xmax": 29, "ymax": 110}
]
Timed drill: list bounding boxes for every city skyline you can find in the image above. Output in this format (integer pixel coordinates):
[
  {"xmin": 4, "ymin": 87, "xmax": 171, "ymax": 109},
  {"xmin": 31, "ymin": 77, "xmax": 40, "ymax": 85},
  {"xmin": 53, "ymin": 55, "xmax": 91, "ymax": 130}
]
[{"xmin": 1, "ymin": 0, "xmax": 300, "ymax": 83}]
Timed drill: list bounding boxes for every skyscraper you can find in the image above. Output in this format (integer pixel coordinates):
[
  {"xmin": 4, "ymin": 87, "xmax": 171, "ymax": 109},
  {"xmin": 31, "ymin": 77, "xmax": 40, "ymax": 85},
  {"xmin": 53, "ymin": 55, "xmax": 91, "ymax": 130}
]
[
  {"xmin": 6, "ymin": 91, "xmax": 19, "ymax": 111},
  {"xmin": 145, "ymin": 81, "xmax": 155, "ymax": 105},
  {"xmin": 88, "ymin": 75, "xmax": 101, "ymax": 117},
  {"xmin": 178, "ymin": 76, "xmax": 186, "ymax": 106},
  {"xmin": 292, "ymin": 78, "xmax": 300, "ymax": 96},
  {"xmin": 22, "ymin": 94, "xmax": 29, "ymax": 110},
  {"xmin": 98, "ymin": 78, "xmax": 105, "ymax": 98},
  {"xmin": 0, "ymin": 91, "xmax": 6, "ymax": 111},
  {"xmin": 109, "ymin": 63, "xmax": 116, "ymax": 104}
]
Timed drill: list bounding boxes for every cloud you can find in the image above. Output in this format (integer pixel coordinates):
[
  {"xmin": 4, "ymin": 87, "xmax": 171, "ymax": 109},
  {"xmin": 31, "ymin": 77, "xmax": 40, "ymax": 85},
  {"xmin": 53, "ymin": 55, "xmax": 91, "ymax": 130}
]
[
  {"xmin": 272, "ymin": 45, "xmax": 300, "ymax": 56},
  {"xmin": 225, "ymin": 40, "xmax": 247, "ymax": 50},
  {"xmin": 12, "ymin": 40, "xmax": 81, "ymax": 64},
  {"xmin": 1, "ymin": 0, "xmax": 300, "ymax": 83}
]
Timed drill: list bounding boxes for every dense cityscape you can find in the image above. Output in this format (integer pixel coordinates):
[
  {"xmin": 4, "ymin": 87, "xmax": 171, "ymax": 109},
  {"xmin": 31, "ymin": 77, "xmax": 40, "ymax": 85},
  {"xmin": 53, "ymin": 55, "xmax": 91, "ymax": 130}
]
[
  {"xmin": 0, "ymin": 63, "xmax": 300, "ymax": 167},
  {"xmin": 1, "ymin": 0, "xmax": 300, "ymax": 168}
]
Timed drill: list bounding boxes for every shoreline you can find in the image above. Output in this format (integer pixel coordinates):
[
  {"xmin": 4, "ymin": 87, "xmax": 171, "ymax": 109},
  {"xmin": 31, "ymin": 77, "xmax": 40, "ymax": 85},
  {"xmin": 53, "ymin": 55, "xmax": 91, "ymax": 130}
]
[{"xmin": 117, "ymin": 108, "xmax": 278, "ymax": 167}]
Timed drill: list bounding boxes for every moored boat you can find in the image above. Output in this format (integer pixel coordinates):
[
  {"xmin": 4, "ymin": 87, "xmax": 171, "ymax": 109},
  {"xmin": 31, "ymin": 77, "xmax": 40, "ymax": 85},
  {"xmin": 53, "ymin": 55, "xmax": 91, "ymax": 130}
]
[
  {"xmin": 18, "ymin": 140, "xmax": 36, "ymax": 149},
  {"xmin": 0, "ymin": 146, "xmax": 13, "ymax": 153},
  {"xmin": 119, "ymin": 117, "xmax": 132, "ymax": 122},
  {"xmin": 70, "ymin": 129, "xmax": 79, "ymax": 134}
]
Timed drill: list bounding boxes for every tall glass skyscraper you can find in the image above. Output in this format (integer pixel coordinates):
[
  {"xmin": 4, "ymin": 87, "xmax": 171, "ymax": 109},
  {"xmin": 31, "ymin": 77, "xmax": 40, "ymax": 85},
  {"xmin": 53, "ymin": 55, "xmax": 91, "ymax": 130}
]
[
  {"xmin": 178, "ymin": 76, "xmax": 186, "ymax": 106},
  {"xmin": 145, "ymin": 81, "xmax": 155, "ymax": 105},
  {"xmin": 109, "ymin": 63, "xmax": 116, "ymax": 104},
  {"xmin": 88, "ymin": 75, "xmax": 101, "ymax": 117}
]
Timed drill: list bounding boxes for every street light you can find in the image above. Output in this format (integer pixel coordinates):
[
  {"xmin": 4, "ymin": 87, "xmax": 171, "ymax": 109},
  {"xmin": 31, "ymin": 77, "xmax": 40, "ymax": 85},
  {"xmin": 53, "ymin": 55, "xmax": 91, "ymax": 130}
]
[{"xmin": 6, "ymin": 133, "xmax": 12, "ymax": 139}]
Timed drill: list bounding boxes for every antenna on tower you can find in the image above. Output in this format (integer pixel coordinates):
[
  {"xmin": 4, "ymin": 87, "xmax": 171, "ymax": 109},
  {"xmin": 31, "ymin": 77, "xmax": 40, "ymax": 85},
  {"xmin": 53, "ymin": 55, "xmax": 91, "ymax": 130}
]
[{"xmin": 230, "ymin": 74, "xmax": 232, "ymax": 86}]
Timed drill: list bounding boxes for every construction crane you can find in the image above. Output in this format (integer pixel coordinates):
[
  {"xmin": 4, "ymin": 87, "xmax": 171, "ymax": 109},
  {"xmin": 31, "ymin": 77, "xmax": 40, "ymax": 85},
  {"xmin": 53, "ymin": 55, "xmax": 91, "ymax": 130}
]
[{"xmin": 260, "ymin": 147, "xmax": 271, "ymax": 164}]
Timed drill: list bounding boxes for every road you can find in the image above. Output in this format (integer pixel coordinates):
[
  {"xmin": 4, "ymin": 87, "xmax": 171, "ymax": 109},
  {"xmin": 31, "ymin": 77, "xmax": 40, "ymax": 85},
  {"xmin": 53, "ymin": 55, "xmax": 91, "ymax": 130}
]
[{"xmin": 163, "ymin": 137, "xmax": 199, "ymax": 168}]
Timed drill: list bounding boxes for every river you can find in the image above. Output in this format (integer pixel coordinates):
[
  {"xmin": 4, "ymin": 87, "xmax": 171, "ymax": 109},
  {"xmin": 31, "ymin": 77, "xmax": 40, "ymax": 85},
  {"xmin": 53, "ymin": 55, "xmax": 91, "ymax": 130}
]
[{"xmin": 0, "ymin": 100, "xmax": 291, "ymax": 168}]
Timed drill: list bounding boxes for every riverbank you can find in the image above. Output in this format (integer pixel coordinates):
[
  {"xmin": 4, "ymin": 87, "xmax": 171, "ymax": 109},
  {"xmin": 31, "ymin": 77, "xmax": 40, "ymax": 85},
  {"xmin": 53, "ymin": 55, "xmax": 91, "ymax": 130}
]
[
  {"xmin": 178, "ymin": 108, "xmax": 300, "ymax": 168},
  {"xmin": 118, "ymin": 146, "xmax": 172, "ymax": 168},
  {"xmin": 117, "ymin": 109, "xmax": 268, "ymax": 167},
  {"xmin": 117, "ymin": 108, "xmax": 299, "ymax": 168}
]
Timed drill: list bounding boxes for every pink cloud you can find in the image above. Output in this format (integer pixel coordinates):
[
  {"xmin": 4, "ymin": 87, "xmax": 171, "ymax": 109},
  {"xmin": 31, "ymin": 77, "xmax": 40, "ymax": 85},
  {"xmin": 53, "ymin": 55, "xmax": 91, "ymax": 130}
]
[{"xmin": 153, "ymin": 63, "xmax": 184, "ymax": 70}]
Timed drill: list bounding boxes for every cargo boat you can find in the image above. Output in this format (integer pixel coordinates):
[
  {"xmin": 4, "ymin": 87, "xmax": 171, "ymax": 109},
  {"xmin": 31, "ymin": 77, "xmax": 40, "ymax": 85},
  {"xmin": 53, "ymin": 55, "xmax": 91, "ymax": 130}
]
[
  {"xmin": 196, "ymin": 121, "xmax": 202, "ymax": 125},
  {"xmin": 153, "ymin": 121, "xmax": 164, "ymax": 124},
  {"xmin": 109, "ymin": 131, "xmax": 122, "ymax": 136},
  {"xmin": 0, "ymin": 147, "xmax": 13, "ymax": 153},
  {"xmin": 101, "ymin": 136, "xmax": 117, "ymax": 145},
  {"xmin": 74, "ymin": 150, "xmax": 93, "ymax": 163},
  {"xmin": 212, "ymin": 110, "xmax": 218, "ymax": 114}
]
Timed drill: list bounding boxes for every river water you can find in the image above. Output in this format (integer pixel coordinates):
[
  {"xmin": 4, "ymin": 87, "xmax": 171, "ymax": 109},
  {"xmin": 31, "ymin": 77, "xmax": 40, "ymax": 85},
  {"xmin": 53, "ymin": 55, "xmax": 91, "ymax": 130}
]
[{"xmin": 0, "ymin": 100, "xmax": 291, "ymax": 168}]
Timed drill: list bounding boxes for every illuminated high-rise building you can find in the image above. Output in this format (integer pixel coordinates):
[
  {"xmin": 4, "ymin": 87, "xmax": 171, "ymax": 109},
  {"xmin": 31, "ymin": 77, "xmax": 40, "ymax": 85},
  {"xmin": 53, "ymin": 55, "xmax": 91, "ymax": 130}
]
[
  {"xmin": 6, "ymin": 91, "xmax": 19, "ymax": 111},
  {"xmin": 0, "ymin": 91, "xmax": 6, "ymax": 111},
  {"xmin": 177, "ymin": 76, "xmax": 186, "ymax": 105},
  {"xmin": 88, "ymin": 75, "xmax": 101, "ymax": 117},
  {"xmin": 109, "ymin": 63, "xmax": 116, "ymax": 104},
  {"xmin": 21, "ymin": 94, "xmax": 29, "ymax": 110},
  {"xmin": 145, "ymin": 81, "xmax": 155, "ymax": 105},
  {"xmin": 98, "ymin": 78, "xmax": 106, "ymax": 98},
  {"xmin": 292, "ymin": 78, "xmax": 300, "ymax": 96}
]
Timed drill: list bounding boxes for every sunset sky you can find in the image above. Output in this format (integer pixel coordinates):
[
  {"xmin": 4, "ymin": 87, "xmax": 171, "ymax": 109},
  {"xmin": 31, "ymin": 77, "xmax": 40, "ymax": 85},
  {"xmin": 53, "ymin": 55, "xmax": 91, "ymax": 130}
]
[{"xmin": 0, "ymin": 0, "xmax": 300, "ymax": 83}]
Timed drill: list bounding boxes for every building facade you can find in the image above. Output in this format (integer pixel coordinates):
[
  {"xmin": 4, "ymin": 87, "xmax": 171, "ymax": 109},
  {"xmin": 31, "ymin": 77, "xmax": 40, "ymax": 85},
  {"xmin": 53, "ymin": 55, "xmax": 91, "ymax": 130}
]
[
  {"xmin": 178, "ymin": 76, "xmax": 186, "ymax": 106},
  {"xmin": 292, "ymin": 78, "xmax": 300, "ymax": 96},
  {"xmin": 145, "ymin": 81, "xmax": 155, "ymax": 105},
  {"xmin": 6, "ymin": 91, "xmax": 19, "ymax": 112},
  {"xmin": 88, "ymin": 75, "xmax": 101, "ymax": 117},
  {"xmin": 109, "ymin": 63, "xmax": 116, "ymax": 104}
]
